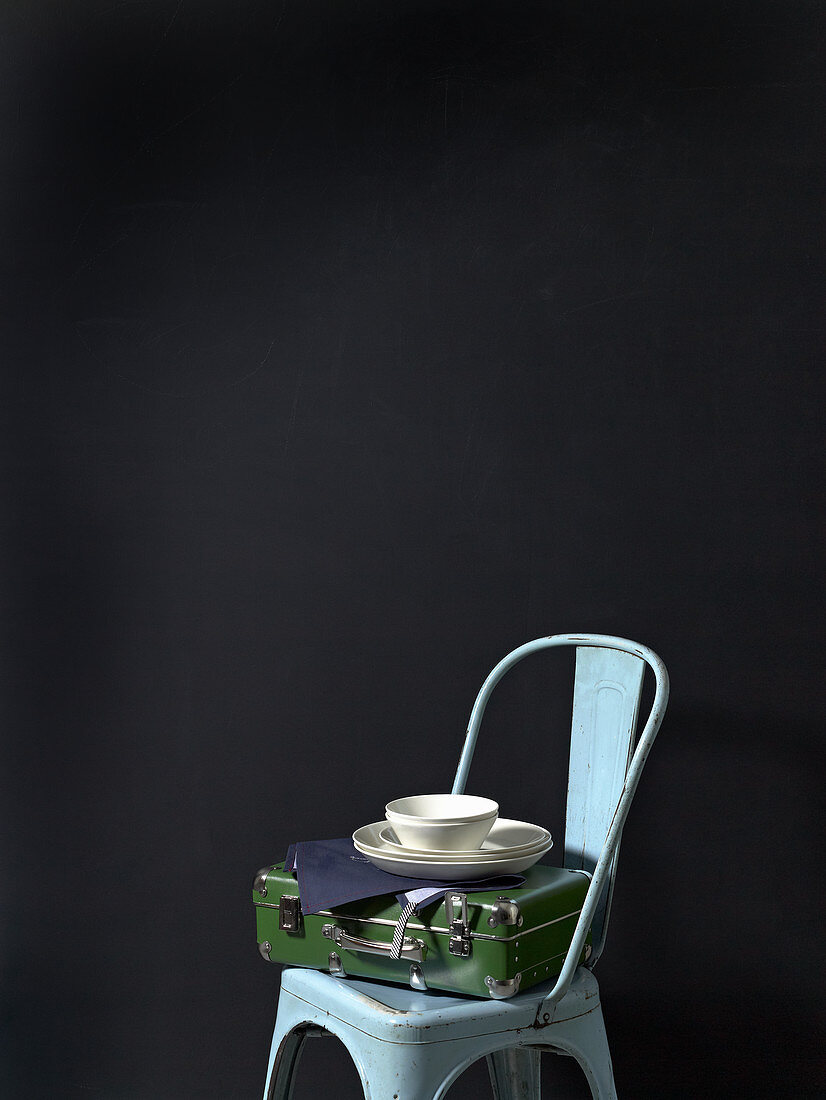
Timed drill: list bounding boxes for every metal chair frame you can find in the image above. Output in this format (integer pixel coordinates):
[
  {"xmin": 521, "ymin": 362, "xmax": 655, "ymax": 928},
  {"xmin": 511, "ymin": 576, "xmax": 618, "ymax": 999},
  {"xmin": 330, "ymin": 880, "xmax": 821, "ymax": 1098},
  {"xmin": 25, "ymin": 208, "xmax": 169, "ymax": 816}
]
[{"xmin": 261, "ymin": 634, "xmax": 669, "ymax": 1099}]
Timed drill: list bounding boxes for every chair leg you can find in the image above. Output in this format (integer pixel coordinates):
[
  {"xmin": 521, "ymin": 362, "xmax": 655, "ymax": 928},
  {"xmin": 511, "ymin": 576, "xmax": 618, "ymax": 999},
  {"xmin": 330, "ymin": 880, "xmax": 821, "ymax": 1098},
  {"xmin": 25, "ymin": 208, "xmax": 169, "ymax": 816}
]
[
  {"xmin": 263, "ymin": 1025, "xmax": 307, "ymax": 1100},
  {"xmin": 487, "ymin": 1047, "xmax": 541, "ymax": 1099},
  {"xmin": 348, "ymin": 1037, "xmax": 474, "ymax": 1100},
  {"xmin": 545, "ymin": 1004, "xmax": 617, "ymax": 1100},
  {"xmin": 262, "ymin": 986, "xmax": 328, "ymax": 1100},
  {"xmin": 262, "ymin": 992, "xmax": 466, "ymax": 1100}
]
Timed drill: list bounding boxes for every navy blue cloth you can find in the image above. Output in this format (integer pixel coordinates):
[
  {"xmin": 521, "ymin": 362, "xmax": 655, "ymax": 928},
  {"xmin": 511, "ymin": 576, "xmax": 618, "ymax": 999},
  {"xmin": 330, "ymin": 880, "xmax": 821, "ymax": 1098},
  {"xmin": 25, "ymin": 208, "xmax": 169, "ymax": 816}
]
[{"xmin": 284, "ymin": 837, "xmax": 526, "ymax": 915}]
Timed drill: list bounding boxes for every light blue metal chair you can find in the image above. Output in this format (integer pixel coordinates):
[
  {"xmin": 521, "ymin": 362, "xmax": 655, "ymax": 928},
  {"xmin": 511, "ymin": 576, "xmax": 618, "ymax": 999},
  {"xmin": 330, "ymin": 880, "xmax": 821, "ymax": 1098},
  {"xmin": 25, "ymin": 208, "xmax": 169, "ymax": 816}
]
[{"xmin": 261, "ymin": 634, "xmax": 669, "ymax": 1099}]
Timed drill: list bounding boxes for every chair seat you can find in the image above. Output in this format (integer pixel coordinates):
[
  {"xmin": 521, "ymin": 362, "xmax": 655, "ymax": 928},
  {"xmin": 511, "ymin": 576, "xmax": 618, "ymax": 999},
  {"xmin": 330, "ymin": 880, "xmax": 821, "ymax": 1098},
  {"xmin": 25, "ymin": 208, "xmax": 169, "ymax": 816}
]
[
  {"xmin": 265, "ymin": 966, "xmax": 616, "ymax": 1098},
  {"xmin": 279, "ymin": 965, "xmax": 603, "ymax": 1044}
]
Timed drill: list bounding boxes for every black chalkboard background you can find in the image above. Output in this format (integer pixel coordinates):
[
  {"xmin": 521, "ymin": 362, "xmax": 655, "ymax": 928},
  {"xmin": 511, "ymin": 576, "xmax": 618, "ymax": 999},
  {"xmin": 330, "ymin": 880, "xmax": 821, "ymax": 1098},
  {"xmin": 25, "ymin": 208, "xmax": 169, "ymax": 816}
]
[{"xmin": 2, "ymin": 1, "xmax": 824, "ymax": 1095}]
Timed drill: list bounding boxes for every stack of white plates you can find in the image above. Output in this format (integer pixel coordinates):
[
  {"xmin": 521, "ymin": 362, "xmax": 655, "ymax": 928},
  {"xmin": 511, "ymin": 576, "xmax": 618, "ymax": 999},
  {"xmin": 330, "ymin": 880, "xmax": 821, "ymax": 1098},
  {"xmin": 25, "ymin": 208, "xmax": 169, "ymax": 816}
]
[{"xmin": 352, "ymin": 818, "xmax": 553, "ymax": 881}]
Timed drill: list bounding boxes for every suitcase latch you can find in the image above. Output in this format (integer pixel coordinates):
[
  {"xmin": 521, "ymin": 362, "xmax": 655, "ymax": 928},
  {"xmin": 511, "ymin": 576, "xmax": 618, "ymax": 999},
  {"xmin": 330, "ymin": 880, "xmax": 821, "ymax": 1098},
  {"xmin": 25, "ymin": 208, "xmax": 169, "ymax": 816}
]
[
  {"xmin": 279, "ymin": 895, "xmax": 302, "ymax": 933},
  {"xmin": 445, "ymin": 892, "xmax": 471, "ymax": 958}
]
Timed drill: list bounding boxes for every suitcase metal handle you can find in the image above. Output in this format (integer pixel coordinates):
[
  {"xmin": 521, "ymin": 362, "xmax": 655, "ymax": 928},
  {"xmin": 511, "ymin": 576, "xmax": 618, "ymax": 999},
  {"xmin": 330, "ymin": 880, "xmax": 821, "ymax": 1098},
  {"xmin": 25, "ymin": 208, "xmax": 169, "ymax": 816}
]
[{"xmin": 321, "ymin": 923, "xmax": 426, "ymax": 963}]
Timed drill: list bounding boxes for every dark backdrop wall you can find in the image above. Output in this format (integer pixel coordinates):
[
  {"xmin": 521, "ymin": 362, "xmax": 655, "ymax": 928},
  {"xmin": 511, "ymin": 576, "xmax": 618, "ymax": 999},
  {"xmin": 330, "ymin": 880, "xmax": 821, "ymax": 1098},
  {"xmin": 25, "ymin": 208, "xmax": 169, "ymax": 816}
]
[{"xmin": 2, "ymin": 1, "xmax": 824, "ymax": 1096}]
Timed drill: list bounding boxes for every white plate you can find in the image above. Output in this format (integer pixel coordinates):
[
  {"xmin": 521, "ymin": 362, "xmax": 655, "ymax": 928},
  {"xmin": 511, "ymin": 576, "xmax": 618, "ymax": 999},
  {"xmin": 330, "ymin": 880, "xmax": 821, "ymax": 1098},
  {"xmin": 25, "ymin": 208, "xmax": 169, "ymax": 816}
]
[
  {"xmin": 377, "ymin": 818, "xmax": 551, "ymax": 857},
  {"xmin": 353, "ymin": 839, "xmax": 554, "ymax": 880},
  {"xmin": 352, "ymin": 821, "xmax": 553, "ymax": 880}
]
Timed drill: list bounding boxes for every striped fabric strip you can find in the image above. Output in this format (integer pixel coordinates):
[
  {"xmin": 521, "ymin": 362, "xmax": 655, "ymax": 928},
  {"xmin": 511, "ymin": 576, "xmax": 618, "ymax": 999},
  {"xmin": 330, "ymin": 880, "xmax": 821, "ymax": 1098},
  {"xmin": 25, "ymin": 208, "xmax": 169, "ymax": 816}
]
[{"xmin": 390, "ymin": 900, "xmax": 417, "ymax": 959}]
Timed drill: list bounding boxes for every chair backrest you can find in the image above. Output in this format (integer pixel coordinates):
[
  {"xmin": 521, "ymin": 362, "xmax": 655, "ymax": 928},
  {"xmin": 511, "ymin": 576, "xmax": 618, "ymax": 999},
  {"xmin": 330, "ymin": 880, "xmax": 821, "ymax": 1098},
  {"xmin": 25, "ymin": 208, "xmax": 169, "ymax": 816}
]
[
  {"xmin": 451, "ymin": 634, "xmax": 668, "ymax": 1001},
  {"xmin": 565, "ymin": 645, "xmax": 644, "ymax": 962}
]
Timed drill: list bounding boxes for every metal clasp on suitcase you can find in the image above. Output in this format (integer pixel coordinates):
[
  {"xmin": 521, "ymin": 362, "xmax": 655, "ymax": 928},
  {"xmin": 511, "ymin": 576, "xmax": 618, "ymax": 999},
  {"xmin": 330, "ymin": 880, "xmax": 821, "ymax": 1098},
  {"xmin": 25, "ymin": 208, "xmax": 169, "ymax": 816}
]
[
  {"xmin": 321, "ymin": 923, "xmax": 427, "ymax": 963},
  {"xmin": 279, "ymin": 895, "xmax": 302, "ymax": 933},
  {"xmin": 444, "ymin": 891, "xmax": 471, "ymax": 957}
]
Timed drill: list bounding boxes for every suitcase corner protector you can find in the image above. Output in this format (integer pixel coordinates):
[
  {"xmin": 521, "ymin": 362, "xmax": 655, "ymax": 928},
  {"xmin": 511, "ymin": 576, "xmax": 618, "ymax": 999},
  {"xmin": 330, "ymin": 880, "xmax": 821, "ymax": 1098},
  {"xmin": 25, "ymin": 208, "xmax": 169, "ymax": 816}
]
[{"xmin": 485, "ymin": 973, "xmax": 521, "ymax": 998}]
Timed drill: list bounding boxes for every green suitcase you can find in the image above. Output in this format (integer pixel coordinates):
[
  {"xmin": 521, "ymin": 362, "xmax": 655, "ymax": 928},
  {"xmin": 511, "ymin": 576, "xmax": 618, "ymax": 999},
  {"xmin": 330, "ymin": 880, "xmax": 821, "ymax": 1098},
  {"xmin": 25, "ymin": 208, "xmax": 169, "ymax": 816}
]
[{"xmin": 253, "ymin": 860, "xmax": 591, "ymax": 999}]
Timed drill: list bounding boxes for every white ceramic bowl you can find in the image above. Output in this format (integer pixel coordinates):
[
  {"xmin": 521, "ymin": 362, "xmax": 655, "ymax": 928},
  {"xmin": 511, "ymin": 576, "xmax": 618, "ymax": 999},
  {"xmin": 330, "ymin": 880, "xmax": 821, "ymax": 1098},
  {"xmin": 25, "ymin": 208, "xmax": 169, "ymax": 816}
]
[{"xmin": 385, "ymin": 794, "xmax": 498, "ymax": 851}]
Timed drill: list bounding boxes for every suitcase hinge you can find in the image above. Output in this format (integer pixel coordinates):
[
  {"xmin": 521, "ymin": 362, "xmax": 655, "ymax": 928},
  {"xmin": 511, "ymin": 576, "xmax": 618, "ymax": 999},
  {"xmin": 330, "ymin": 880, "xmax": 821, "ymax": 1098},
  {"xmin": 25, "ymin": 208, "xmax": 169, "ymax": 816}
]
[
  {"xmin": 279, "ymin": 895, "xmax": 302, "ymax": 933},
  {"xmin": 444, "ymin": 891, "xmax": 472, "ymax": 958}
]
